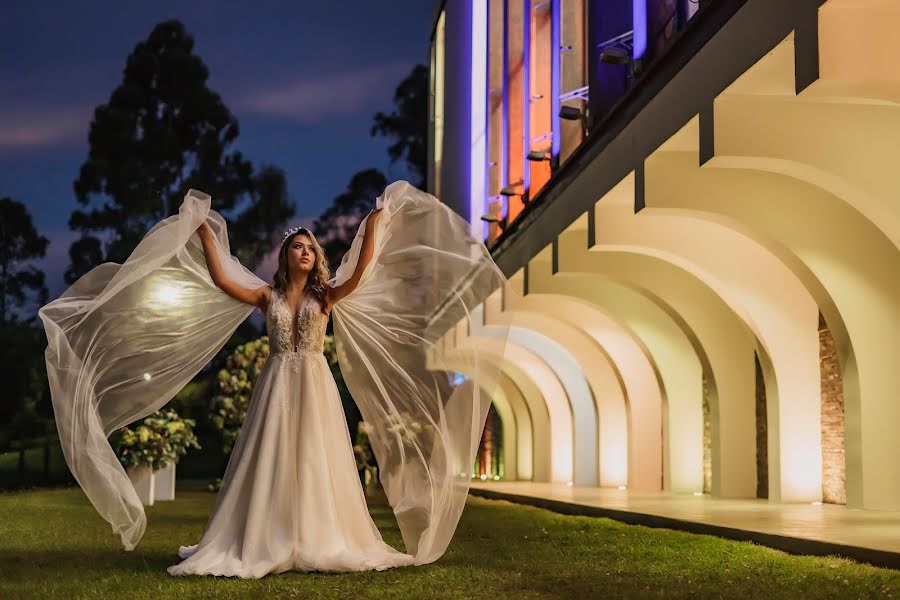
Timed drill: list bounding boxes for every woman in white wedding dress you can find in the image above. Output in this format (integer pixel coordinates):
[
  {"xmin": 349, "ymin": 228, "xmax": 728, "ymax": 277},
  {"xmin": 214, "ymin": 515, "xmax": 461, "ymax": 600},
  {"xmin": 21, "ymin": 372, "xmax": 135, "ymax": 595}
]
[
  {"xmin": 168, "ymin": 210, "xmax": 415, "ymax": 577},
  {"xmin": 39, "ymin": 181, "xmax": 512, "ymax": 578}
]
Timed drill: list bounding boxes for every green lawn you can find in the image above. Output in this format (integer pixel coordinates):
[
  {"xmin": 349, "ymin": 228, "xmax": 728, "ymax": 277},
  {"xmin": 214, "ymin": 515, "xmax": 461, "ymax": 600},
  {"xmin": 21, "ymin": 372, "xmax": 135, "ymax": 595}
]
[{"xmin": 0, "ymin": 486, "xmax": 896, "ymax": 599}]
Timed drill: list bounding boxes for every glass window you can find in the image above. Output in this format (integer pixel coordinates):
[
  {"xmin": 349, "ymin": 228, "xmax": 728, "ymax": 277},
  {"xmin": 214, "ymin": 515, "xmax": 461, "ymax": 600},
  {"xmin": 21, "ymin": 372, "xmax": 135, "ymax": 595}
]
[
  {"xmin": 505, "ymin": 0, "xmax": 526, "ymax": 224},
  {"xmin": 430, "ymin": 10, "xmax": 446, "ymax": 200},
  {"xmin": 528, "ymin": 0, "xmax": 553, "ymax": 198},
  {"xmin": 486, "ymin": 0, "xmax": 506, "ymax": 245},
  {"xmin": 559, "ymin": 0, "xmax": 586, "ymax": 165}
]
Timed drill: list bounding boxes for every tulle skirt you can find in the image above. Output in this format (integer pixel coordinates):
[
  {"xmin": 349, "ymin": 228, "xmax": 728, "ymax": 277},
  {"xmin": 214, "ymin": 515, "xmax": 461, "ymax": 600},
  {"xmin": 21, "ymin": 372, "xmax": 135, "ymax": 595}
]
[{"xmin": 167, "ymin": 350, "xmax": 415, "ymax": 579}]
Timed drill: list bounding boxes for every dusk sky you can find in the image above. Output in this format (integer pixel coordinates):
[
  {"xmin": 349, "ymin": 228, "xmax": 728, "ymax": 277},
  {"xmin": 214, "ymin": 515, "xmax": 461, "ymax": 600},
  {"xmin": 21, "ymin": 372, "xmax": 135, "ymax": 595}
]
[{"xmin": 0, "ymin": 1, "xmax": 434, "ymax": 304}]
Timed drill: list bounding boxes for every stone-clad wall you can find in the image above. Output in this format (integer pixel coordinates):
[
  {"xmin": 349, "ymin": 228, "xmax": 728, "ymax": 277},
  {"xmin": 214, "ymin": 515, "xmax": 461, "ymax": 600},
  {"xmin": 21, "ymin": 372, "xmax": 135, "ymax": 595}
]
[
  {"xmin": 819, "ymin": 313, "xmax": 846, "ymax": 505},
  {"xmin": 755, "ymin": 354, "xmax": 768, "ymax": 499},
  {"xmin": 702, "ymin": 372, "xmax": 711, "ymax": 494}
]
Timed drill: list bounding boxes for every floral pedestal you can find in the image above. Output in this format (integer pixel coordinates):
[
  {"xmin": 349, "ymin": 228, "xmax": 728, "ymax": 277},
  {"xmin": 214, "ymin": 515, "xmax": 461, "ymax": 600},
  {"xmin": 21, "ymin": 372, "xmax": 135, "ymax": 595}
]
[
  {"xmin": 154, "ymin": 462, "xmax": 176, "ymax": 501},
  {"xmin": 126, "ymin": 463, "xmax": 177, "ymax": 505},
  {"xmin": 127, "ymin": 465, "xmax": 155, "ymax": 506},
  {"xmin": 116, "ymin": 408, "xmax": 199, "ymax": 506}
]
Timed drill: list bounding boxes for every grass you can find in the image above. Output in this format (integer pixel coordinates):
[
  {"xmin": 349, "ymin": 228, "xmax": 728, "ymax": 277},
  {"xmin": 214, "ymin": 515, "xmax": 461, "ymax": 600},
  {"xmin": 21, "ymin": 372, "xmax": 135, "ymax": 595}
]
[{"xmin": 0, "ymin": 486, "xmax": 897, "ymax": 599}]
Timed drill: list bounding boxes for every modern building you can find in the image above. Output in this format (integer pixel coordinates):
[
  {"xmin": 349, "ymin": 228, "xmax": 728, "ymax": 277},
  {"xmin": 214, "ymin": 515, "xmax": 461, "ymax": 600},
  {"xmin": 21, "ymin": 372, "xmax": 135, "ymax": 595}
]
[{"xmin": 427, "ymin": 0, "xmax": 900, "ymax": 516}]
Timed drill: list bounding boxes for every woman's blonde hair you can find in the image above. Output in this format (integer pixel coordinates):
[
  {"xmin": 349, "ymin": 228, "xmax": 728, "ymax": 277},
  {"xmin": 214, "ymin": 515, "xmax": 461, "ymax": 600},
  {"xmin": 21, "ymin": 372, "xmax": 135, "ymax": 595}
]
[{"xmin": 272, "ymin": 228, "xmax": 330, "ymax": 314}]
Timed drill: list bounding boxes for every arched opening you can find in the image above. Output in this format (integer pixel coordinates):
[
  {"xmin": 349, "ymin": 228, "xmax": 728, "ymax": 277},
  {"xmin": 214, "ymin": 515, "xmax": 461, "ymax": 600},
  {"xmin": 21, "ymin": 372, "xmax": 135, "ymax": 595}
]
[{"xmin": 474, "ymin": 403, "xmax": 505, "ymax": 481}]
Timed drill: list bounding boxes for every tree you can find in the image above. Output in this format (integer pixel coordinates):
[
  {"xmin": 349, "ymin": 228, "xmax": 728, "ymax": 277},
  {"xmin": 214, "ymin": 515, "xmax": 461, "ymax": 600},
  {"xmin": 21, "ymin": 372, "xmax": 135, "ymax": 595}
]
[
  {"xmin": 67, "ymin": 19, "xmax": 293, "ymax": 283},
  {"xmin": 229, "ymin": 166, "xmax": 296, "ymax": 269},
  {"xmin": 312, "ymin": 169, "xmax": 388, "ymax": 270},
  {"xmin": 0, "ymin": 323, "xmax": 51, "ymax": 437},
  {"xmin": 0, "ymin": 197, "xmax": 48, "ymax": 325},
  {"xmin": 311, "ymin": 64, "xmax": 427, "ymax": 273},
  {"xmin": 371, "ymin": 64, "xmax": 428, "ymax": 188},
  {"xmin": 0, "ymin": 198, "xmax": 51, "ymax": 453},
  {"xmin": 63, "ymin": 236, "xmax": 103, "ymax": 287}
]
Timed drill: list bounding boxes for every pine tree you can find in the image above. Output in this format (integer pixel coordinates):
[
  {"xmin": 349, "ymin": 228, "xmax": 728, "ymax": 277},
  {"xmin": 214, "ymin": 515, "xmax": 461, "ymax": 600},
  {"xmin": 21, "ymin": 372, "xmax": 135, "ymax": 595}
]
[
  {"xmin": 67, "ymin": 20, "xmax": 293, "ymax": 282},
  {"xmin": 0, "ymin": 197, "xmax": 48, "ymax": 324}
]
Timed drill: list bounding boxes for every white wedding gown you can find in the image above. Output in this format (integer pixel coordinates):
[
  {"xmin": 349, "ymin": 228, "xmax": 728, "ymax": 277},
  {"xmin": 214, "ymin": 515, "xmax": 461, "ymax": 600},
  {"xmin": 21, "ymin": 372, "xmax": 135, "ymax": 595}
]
[
  {"xmin": 40, "ymin": 181, "xmax": 513, "ymax": 570},
  {"xmin": 167, "ymin": 290, "xmax": 415, "ymax": 578}
]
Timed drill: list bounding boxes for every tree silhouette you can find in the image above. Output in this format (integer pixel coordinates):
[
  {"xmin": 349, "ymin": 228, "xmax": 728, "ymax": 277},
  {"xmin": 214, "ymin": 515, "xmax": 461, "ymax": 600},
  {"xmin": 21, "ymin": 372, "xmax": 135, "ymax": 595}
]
[
  {"xmin": 0, "ymin": 197, "xmax": 48, "ymax": 325},
  {"xmin": 312, "ymin": 169, "xmax": 388, "ymax": 271},
  {"xmin": 311, "ymin": 64, "xmax": 428, "ymax": 273},
  {"xmin": 63, "ymin": 236, "xmax": 103, "ymax": 287},
  {"xmin": 371, "ymin": 64, "xmax": 428, "ymax": 188},
  {"xmin": 231, "ymin": 165, "xmax": 296, "ymax": 269},
  {"xmin": 67, "ymin": 19, "xmax": 293, "ymax": 283}
]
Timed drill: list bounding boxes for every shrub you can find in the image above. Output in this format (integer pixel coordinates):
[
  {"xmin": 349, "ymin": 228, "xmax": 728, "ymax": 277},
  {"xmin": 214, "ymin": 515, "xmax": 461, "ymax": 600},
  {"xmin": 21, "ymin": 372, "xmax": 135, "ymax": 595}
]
[
  {"xmin": 116, "ymin": 408, "xmax": 200, "ymax": 471},
  {"xmin": 208, "ymin": 336, "xmax": 269, "ymax": 454}
]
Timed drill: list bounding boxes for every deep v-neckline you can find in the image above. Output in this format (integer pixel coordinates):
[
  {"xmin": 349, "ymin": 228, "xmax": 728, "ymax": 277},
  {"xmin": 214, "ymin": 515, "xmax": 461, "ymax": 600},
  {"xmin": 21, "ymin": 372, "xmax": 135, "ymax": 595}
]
[
  {"xmin": 279, "ymin": 289, "xmax": 306, "ymax": 320},
  {"xmin": 275, "ymin": 288, "xmax": 307, "ymax": 352}
]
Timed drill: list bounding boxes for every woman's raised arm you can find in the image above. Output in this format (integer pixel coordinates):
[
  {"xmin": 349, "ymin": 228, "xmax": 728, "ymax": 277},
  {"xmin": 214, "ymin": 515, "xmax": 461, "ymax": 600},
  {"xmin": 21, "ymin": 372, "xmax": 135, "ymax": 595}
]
[
  {"xmin": 196, "ymin": 220, "xmax": 270, "ymax": 311},
  {"xmin": 326, "ymin": 208, "xmax": 383, "ymax": 309}
]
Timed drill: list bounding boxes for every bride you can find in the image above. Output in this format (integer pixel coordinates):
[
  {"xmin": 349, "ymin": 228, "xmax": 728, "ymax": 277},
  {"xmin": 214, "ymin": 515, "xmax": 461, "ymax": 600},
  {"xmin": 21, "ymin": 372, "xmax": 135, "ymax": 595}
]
[
  {"xmin": 39, "ymin": 181, "xmax": 511, "ymax": 579},
  {"xmin": 167, "ymin": 208, "xmax": 419, "ymax": 577}
]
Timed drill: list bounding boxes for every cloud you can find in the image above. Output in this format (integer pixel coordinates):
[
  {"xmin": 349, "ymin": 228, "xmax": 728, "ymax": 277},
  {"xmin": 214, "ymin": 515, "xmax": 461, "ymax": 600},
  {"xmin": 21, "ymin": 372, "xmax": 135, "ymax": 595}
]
[
  {"xmin": 0, "ymin": 104, "xmax": 91, "ymax": 150},
  {"xmin": 235, "ymin": 61, "xmax": 411, "ymax": 122},
  {"xmin": 0, "ymin": 59, "xmax": 414, "ymax": 151}
]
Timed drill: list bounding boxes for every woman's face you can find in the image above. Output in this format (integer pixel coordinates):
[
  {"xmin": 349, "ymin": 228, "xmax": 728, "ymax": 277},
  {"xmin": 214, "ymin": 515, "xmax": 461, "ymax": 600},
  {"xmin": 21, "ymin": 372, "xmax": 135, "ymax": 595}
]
[{"xmin": 287, "ymin": 233, "xmax": 316, "ymax": 274}]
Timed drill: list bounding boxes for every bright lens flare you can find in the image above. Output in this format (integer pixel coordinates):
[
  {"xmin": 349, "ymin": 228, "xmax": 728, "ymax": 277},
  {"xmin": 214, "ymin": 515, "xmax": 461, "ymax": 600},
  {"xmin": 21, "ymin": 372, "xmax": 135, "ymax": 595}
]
[{"xmin": 151, "ymin": 283, "xmax": 183, "ymax": 307}]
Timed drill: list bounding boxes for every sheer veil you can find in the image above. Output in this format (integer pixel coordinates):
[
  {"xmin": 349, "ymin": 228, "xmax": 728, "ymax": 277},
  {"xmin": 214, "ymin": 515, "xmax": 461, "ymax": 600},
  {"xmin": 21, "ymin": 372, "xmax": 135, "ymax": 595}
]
[{"xmin": 39, "ymin": 182, "xmax": 511, "ymax": 564}]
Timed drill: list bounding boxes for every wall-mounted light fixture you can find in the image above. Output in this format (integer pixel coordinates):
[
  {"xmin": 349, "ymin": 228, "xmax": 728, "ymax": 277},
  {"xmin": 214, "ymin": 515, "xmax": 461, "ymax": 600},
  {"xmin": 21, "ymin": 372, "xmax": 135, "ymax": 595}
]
[
  {"xmin": 559, "ymin": 105, "xmax": 583, "ymax": 120},
  {"xmin": 600, "ymin": 46, "xmax": 631, "ymax": 65},
  {"xmin": 480, "ymin": 213, "xmax": 506, "ymax": 235},
  {"xmin": 597, "ymin": 30, "xmax": 642, "ymax": 77}
]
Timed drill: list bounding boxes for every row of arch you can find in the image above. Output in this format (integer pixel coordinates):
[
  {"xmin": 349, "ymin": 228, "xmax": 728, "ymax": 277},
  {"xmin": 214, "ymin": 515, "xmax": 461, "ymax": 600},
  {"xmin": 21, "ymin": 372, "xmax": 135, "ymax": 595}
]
[{"xmin": 437, "ymin": 2, "xmax": 900, "ymax": 511}]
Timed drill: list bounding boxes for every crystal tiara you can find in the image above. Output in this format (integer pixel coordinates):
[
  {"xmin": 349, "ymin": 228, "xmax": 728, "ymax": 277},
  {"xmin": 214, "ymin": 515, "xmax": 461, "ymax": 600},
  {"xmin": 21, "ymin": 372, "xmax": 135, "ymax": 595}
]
[{"xmin": 282, "ymin": 226, "xmax": 310, "ymax": 244}]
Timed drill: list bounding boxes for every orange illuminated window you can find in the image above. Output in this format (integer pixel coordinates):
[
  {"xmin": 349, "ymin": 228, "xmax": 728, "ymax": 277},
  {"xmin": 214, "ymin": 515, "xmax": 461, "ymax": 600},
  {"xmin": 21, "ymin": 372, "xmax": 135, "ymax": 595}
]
[
  {"xmin": 528, "ymin": 0, "xmax": 553, "ymax": 198},
  {"xmin": 505, "ymin": 1, "xmax": 526, "ymax": 224},
  {"xmin": 487, "ymin": 0, "xmax": 505, "ymax": 245}
]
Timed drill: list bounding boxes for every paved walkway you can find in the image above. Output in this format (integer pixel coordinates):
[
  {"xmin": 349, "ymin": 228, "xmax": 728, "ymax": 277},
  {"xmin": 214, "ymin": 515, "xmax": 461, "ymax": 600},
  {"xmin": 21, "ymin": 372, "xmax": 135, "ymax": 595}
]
[{"xmin": 468, "ymin": 481, "xmax": 900, "ymax": 569}]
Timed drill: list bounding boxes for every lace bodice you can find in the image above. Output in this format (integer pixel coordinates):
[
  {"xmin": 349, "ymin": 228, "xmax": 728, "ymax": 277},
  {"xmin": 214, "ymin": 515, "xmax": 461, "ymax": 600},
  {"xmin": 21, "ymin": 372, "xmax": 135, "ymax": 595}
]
[{"xmin": 265, "ymin": 287, "xmax": 328, "ymax": 354}]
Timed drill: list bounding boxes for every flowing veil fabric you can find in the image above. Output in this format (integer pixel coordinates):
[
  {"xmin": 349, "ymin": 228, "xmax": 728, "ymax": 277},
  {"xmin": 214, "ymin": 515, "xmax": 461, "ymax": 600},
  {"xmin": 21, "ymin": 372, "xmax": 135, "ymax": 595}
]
[
  {"xmin": 330, "ymin": 181, "xmax": 511, "ymax": 564},
  {"xmin": 39, "ymin": 189, "xmax": 267, "ymax": 549},
  {"xmin": 39, "ymin": 181, "xmax": 511, "ymax": 565}
]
